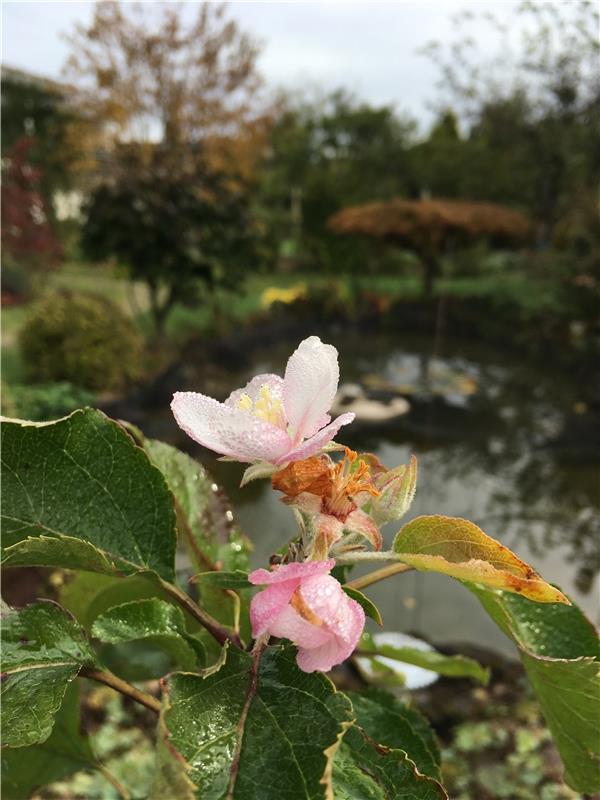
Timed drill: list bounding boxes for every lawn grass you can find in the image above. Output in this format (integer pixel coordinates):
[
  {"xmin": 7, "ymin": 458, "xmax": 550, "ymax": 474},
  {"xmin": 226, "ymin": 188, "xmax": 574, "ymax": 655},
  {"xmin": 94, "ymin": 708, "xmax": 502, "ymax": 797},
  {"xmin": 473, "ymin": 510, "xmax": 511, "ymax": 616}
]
[{"xmin": 2, "ymin": 261, "xmax": 562, "ymax": 387}]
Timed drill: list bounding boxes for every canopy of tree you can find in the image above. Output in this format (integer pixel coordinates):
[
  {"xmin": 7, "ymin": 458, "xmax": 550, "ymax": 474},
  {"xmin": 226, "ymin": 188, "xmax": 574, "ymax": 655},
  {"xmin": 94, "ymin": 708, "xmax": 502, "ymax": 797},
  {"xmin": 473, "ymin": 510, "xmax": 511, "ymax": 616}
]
[
  {"xmin": 328, "ymin": 198, "xmax": 532, "ymax": 295},
  {"xmin": 64, "ymin": 2, "xmax": 267, "ymax": 184},
  {"xmin": 80, "ymin": 144, "xmax": 256, "ymax": 332},
  {"xmin": 328, "ymin": 198, "xmax": 532, "ymax": 246}
]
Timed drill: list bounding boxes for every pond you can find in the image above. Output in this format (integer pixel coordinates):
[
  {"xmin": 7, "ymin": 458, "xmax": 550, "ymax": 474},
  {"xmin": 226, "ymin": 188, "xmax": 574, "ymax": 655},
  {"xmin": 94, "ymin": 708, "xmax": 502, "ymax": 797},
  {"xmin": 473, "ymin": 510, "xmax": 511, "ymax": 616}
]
[{"xmin": 151, "ymin": 330, "xmax": 599, "ymax": 657}]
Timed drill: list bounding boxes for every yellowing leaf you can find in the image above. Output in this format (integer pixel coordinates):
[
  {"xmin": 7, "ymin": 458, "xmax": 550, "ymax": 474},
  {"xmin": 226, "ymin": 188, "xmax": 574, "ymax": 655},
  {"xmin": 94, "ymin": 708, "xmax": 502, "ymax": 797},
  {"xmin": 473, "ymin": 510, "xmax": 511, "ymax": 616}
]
[{"xmin": 393, "ymin": 515, "xmax": 569, "ymax": 604}]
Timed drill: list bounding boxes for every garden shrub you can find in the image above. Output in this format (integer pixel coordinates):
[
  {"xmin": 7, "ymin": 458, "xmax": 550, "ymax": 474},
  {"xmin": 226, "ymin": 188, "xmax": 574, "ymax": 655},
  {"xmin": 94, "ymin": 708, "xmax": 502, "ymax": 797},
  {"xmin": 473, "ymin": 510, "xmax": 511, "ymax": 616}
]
[
  {"xmin": 5, "ymin": 382, "xmax": 96, "ymax": 421},
  {"xmin": 19, "ymin": 291, "xmax": 143, "ymax": 392}
]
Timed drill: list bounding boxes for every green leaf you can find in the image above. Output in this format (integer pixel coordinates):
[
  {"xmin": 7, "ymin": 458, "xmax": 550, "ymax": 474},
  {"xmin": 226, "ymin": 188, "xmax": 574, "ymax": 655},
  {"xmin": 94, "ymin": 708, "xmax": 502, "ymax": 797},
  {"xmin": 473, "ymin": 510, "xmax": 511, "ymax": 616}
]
[
  {"xmin": 150, "ymin": 715, "xmax": 196, "ymax": 800},
  {"xmin": 158, "ymin": 644, "xmax": 354, "ymax": 799},
  {"xmin": 469, "ymin": 585, "xmax": 600, "ymax": 793},
  {"xmin": 142, "ymin": 437, "xmax": 251, "ymax": 573},
  {"xmin": 61, "ymin": 571, "xmax": 169, "ymax": 632},
  {"xmin": 333, "ymin": 726, "xmax": 447, "ymax": 800},
  {"xmin": 2, "ymin": 534, "xmax": 139, "ymax": 575},
  {"xmin": 191, "ymin": 570, "xmax": 253, "ymax": 647},
  {"xmin": 347, "ymin": 688, "xmax": 442, "ymax": 781},
  {"xmin": 358, "ymin": 632, "xmax": 489, "ymax": 684},
  {"xmin": 392, "ymin": 515, "xmax": 568, "ymax": 603},
  {"xmin": 92, "ymin": 599, "xmax": 205, "ymax": 671},
  {"xmin": 1, "ymin": 601, "xmax": 96, "ymax": 747},
  {"xmin": 1, "ymin": 410, "xmax": 177, "ymax": 581},
  {"xmin": 141, "ymin": 438, "xmax": 253, "ymax": 639},
  {"xmin": 1, "ymin": 683, "xmax": 99, "ymax": 799},
  {"xmin": 342, "ymin": 587, "xmax": 383, "ymax": 625},
  {"xmin": 190, "ymin": 570, "xmax": 251, "ymax": 591},
  {"xmin": 239, "ymin": 460, "xmax": 277, "ymax": 487}
]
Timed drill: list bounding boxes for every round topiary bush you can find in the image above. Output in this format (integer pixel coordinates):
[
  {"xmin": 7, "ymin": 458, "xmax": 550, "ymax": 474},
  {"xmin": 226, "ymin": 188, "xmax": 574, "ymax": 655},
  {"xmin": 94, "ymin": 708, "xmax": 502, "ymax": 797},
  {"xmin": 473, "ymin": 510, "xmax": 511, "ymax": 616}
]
[{"xmin": 19, "ymin": 292, "xmax": 143, "ymax": 392}]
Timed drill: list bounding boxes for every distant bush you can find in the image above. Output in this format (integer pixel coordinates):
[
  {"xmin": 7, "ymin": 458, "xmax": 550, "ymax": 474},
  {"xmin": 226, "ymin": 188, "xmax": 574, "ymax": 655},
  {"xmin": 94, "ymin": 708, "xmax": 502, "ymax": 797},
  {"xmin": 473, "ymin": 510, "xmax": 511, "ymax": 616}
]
[
  {"xmin": 19, "ymin": 292, "xmax": 143, "ymax": 392},
  {"xmin": 1, "ymin": 258, "xmax": 33, "ymax": 303},
  {"xmin": 2, "ymin": 381, "xmax": 96, "ymax": 421}
]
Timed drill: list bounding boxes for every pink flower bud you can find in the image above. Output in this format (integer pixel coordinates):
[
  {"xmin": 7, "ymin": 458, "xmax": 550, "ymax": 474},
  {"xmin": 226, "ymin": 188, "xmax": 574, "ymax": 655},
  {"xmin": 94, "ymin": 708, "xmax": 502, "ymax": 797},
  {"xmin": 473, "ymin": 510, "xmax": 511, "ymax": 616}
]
[{"xmin": 249, "ymin": 559, "xmax": 365, "ymax": 673}]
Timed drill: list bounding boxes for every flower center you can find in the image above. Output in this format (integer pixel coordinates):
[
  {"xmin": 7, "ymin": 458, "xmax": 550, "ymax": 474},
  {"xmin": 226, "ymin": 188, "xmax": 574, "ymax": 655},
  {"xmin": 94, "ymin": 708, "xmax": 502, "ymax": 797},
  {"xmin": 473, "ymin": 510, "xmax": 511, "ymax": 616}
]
[
  {"xmin": 237, "ymin": 385, "xmax": 286, "ymax": 429},
  {"xmin": 326, "ymin": 448, "xmax": 379, "ymax": 518},
  {"xmin": 272, "ymin": 449, "xmax": 380, "ymax": 520}
]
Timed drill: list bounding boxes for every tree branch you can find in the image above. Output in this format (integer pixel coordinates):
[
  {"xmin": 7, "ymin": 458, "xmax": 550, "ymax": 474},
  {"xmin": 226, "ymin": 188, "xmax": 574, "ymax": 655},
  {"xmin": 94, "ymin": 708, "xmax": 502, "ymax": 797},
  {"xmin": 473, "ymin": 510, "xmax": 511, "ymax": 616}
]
[
  {"xmin": 159, "ymin": 578, "xmax": 242, "ymax": 649},
  {"xmin": 80, "ymin": 667, "xmax": 161, "ymax": 714}
]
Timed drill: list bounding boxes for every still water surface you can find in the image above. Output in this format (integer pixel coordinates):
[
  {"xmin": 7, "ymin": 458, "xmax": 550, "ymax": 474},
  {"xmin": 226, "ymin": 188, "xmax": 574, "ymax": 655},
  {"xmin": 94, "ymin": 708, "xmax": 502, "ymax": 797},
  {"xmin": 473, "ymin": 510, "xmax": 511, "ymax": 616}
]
[{"xmin": 160, "ymin": 331, "xmax": 599, "ymax": 657}]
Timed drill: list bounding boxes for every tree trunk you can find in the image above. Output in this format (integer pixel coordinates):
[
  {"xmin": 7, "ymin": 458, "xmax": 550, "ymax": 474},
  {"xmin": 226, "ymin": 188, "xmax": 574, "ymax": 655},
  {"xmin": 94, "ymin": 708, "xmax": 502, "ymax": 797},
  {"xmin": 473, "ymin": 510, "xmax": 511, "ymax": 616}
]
[
  {"xmin": 422, "ymin": 255, "xmax": 439, "ymax": 298},
  {"xmin": 148, "ymin": 283, "xmax": 175, "ymax": 334}
]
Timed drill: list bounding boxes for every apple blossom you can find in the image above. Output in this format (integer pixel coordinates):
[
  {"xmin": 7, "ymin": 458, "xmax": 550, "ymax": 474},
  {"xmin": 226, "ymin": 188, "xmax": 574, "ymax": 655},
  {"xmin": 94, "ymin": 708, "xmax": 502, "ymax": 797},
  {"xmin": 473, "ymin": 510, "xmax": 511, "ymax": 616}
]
[
  {"xmin": 248, "ymin": 559, "xmax": 365, "ymax": 673},
  {"xmin": 171, "ymin": 336, "xmax": 354, "ymax": 466},
  {"xmin": 272, "ymin": 449, "xmax": 383, "ymax": 559}
]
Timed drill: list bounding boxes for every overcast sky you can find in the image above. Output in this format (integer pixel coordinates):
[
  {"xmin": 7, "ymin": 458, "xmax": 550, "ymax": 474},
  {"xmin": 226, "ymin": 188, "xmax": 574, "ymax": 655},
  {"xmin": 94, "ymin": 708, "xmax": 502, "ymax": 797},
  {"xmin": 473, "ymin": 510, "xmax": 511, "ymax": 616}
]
[{"xmin": 2, "ymin": 0, "xmax": 524, "ymax": 130}]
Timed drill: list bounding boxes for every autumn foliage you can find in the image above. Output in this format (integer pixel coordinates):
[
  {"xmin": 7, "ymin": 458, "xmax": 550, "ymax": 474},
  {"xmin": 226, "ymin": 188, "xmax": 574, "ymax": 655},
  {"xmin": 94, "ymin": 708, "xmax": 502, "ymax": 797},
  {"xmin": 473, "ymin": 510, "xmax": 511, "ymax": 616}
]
[
  {"xmin": 64, "ymin": 1, "xmax": 269, "ymax": 183},
  {"xmin": 1, "ymin": 138, "xmax": 62, "ymax": 273},
  {"xmin": 328, "ymin": 198, "xmax": 531, "ymax": 246}
]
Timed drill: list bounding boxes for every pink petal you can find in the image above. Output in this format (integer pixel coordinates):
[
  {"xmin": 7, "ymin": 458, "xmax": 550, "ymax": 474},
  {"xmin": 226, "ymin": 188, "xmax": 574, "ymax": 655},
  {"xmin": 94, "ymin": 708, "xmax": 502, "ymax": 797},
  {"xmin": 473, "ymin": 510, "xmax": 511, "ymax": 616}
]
[
  {"xmin": 297, "ymin": 579, "xmax": 365, "ymax": 671},
  {"xmin": 281, "ymin": 492, "xmax": 323, "ymax": 516},
  {"xmin": 296, "ymin": 637, "xmax": 346, "ymax": 673},
  {"xmin": 299, "ymin": 575, "xmax": 365, "ymax": 648},
  {"xmin": 298, "ymin": 574, "xmax": 346, "ymax": 624},
  {"xmin": 249, "ymin": 582, "xmax": 296, "ymax": 637},
  {"xmin": 283, "ymin": 337, "xmax": 340, "ymax": 441},
  {"xmin": 314, "ymin": 515, "xmax": 344, "ymax": 549},
  {"xmin": 280, "ymin": 412, "xmax": 355, "ymax": 464},
  {"xmin": 345, "ymin": 509, "xmax": 383, "ymax": 550},
  {"xmin": 248, "ymin": 559, "xmax": 335, "ymax": 586},
  {"xmin": 296, "ymin": 598, "xmax": 365, "ymax": 672},
  {"xmin": 331, "ymin": 595, "xmax": 366, "ymax": 650},
  {"xmin": 267, "ymin": 605, "xmax": 331, "ymax": 648},
  {"xmin": 225, "ymin": 374, "xmax": 284, "ymax": 409},
  {"xmin": 171, "ymin": 392, "xmax": 291, "ymax": 463},
  {"xmin": 295, "ymin": 597, "xmax": 364, "ymax": 672}
]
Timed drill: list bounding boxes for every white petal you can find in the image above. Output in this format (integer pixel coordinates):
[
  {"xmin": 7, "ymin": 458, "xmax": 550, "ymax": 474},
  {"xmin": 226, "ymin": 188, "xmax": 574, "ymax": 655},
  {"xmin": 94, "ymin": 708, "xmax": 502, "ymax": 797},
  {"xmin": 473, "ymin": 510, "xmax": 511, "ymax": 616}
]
[
  {"xmin": 171, "ymin": 392, "xmax": 291, "ymax": 463},
  {"xmin": 225, "ymin": 373, "xmax": 284, "ymax": 409},
  {"xmin": 283, "ymin": 337, "xmax": 340, "ymax": 440},
  {"xmin": 280, "ymin": 412, "xmax": 355, "ymax": 464}
]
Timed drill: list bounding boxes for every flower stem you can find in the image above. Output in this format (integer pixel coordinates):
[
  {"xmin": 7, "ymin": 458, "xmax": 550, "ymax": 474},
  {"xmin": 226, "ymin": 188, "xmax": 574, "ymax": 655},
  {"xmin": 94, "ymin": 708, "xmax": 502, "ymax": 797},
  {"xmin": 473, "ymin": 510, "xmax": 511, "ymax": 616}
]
[
  {"xmin": 159, "ymin": 578, "xmax": 243, "ymax": 649},
  {"xmin": 335, "ymin": 550, "xmax": 402, "ymax": 565},
  {"xmin": 80, "ymin": 667, "xmax": 161, "ymax": 714},
  {"xmin": 98, "ymin": 765, "xmax": 131, "ymax": 800},
  {"xmin": 346, "ymin": 562, "xmax": 413, "ymax": 590}
]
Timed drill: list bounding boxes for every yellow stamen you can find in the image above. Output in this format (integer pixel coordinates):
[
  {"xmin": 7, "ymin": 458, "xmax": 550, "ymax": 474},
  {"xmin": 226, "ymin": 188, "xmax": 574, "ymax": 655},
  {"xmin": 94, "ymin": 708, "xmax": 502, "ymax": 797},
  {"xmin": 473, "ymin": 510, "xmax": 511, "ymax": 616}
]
[
  {"xmin": 237, "ymin": 385, "xmax": 285, "ymax": 428},
  {"xmin": 333, "ymin": 449, "xmax": 380, "ymax": 499},
  {"xmin": 326, "ymin": 449, "xmax": 379, "ymax": 518},
  {"xmin": 237, "ymin": 393, "xmax": 253, "ymax": 411}
]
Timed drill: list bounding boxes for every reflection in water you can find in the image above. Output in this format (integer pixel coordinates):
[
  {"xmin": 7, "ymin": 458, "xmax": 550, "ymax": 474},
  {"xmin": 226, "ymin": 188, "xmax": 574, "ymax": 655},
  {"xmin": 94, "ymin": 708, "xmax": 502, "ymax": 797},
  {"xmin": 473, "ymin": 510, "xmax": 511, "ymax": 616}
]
[{"xmin": 161, "ymin": 331, "xmax": 599, "ymax": 656}]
